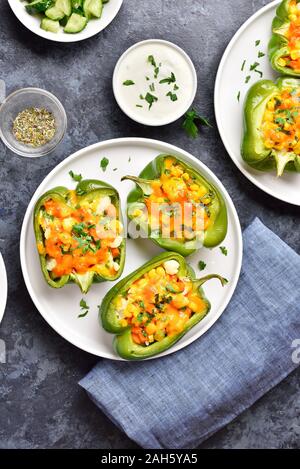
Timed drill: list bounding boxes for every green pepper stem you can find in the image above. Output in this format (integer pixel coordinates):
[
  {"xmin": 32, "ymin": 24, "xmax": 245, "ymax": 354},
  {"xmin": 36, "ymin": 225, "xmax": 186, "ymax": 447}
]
[
  {"xmin": 121, "ymin": 175, "xmax": 153, "ymax": 195},
  {"xmin": 193, "ymin": 274, "xmax": 228, "ymax": 289},
  {"xmin": 273, "ymin": 151, "xmax": 298, "ymax": 177}
]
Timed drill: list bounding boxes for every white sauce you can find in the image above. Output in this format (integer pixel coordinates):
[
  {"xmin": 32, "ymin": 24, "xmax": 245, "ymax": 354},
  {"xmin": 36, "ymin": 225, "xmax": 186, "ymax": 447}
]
[{"xmin": 114, "ymin": 40, "xmax": 197, "ymax": 126}]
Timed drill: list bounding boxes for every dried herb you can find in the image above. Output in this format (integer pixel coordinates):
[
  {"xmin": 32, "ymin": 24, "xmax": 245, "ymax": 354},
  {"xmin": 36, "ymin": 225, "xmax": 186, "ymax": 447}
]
[{"xmin": 13, "ymin": 107, "xmax": 56, "ymax": 147}]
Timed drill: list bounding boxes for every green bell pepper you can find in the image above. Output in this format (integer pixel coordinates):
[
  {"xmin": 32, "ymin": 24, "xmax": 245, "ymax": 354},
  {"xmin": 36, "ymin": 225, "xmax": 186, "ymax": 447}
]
[
  {"xmin": 34, "ymin": 179, "xmax": 126, "ymax": 294},
  {"xmin": 268, "ymin": 0, "xmax": 300, "ymax": 77},
  {"xmin": 241, "ymin": 77, "xmax": 300, "ymax": 176},
  {"xmin": 100, "ymin": 252, "xmax": 227, "ymax": 360},
  {"xmin": 121, "ymin": 154, "xmax": 228, "ymax": 257}
]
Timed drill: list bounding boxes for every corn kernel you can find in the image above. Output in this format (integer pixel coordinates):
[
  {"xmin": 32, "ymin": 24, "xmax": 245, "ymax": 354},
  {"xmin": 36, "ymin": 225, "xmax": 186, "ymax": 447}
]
[{"xmin": 148, "ymin": 269, "xmax": 156, "ymax": 279}]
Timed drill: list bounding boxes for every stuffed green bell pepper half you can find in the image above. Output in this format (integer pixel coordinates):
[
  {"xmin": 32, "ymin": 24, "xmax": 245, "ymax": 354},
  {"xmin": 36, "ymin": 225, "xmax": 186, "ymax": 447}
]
[
  {"xmin": 34, "ymin": 179, "xmax": 126, "ymax": 294},
  {"xmin": 242, "ymin": 77, "xmax": 300, "ymax": 176},
  {"xmin": 100, "ymin": 252, "xmax": 228, "ymax": 360},
  {"xmin": 121, "ymin": 154, "xmax": 228, "ymax": 257},
  {"xmin": 269, "ymin": 0, "xmax": 300, "ymax": 76}
]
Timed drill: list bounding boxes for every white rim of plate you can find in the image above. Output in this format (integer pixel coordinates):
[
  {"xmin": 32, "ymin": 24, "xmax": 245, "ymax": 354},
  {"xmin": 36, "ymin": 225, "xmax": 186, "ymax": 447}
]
[
  {"xmin": 113, "ymin": 39, "xmax": 198, "ymax": 126},
  {"xmin": 20, "ymin": 137, "xmax": 243, "ymax": 359},
  {"xmin": 7, "ymin": 0, "xmax": 124, "ymax": 43},
  {"xmin": 0, "ymin": 253, "xmax": 8, "ymax": 324},
  {"xmin": 214, "ymin": 0, "xmax": 300, "ymax": 206}
]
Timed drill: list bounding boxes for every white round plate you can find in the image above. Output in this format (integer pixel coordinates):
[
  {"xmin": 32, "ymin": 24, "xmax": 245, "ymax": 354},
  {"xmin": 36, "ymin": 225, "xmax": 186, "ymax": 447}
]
[
  {"xmin": 0, "ymin": 253, "xmax": 8, "ymax": 324},
  {"xmin": 8, "ymin": 0, "xmax": 123, "ymax": 43},
  {"xmin": 20, "ymin": 138, "xmax": 242, "ymax": 360},
  {"xmin": 215, "ymin": 0, "xmax": 300, "ymax": 206}
]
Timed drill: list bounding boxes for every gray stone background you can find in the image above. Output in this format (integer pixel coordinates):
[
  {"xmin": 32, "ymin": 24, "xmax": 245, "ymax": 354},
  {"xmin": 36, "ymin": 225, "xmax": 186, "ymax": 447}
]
[{"xmin": 0, "ymin": 0, "xmax": 299, "ymax": 449}]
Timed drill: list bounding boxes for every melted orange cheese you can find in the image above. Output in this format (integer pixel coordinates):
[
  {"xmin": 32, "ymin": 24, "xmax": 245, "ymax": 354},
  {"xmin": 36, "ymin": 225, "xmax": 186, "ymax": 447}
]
[
  {"xmin": 39, "ymin": 192, "xmax": 123, "ymax": 279},
  {"xmin": 262, "ymin": 87, "xmax": 300, "ymax": 154},
  {"xmin": 114, "ymin": 262, "xmax": 206, "ymax": 346}
]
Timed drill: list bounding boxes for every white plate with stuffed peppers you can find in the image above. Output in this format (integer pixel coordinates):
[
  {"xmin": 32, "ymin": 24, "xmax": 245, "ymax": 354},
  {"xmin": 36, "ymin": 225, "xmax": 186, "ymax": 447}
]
[
  {"xmin": 8, "ymin": 0, "xmax": 123, "ymax": 42},
  {"xmin": 215, "ymin": 0, "xmax": 300, "ymax": 206},
  {"xmin": 20, "ymin": 138, "xmax": 242, "ymax": 360}
]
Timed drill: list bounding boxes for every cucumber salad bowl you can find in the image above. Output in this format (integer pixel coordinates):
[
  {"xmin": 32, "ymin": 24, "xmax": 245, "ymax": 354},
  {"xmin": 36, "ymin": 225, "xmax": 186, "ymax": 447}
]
[{"xmin": 8, "ymin": 0, "xmax": 123, "ymax": 42}]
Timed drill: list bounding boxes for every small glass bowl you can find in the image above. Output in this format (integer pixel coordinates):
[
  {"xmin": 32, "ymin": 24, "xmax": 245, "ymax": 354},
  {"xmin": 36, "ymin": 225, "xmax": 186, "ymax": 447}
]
[{"xmin": 0, "ymin": 87, "xmax": 67, "ymax": 158}]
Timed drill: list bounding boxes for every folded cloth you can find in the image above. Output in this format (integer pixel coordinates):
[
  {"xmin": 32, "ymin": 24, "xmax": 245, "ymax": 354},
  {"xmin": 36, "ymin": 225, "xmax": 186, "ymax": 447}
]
[{"xmin": 80, "ymin": 218, "xmax": 300, "ymax": 449}]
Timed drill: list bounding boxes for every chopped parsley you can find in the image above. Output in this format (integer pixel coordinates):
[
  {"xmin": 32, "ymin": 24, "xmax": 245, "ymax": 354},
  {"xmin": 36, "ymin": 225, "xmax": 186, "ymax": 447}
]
[
  {"xmin": 254, "ymin": 69, "xmax": 263, "ymax": 78},
  {"xmin": 100, "ymin": 157, "xmax": 109, "ymax": 172},
  {"xmin": 159, "ymin": 72, "xmax": 176, "ymax": 85},
  {"xmin": 198, "ymin": 260, "xmax": 207, "ymax": 271},
  {"xmin": 245, "ymin": 75, "xmax": 251, "ymax": 83},
  {"xmin": 78, "ymin": 298, "xmax": 89, "ymax": 318},
  {"xmin": 250, "ymin": 61, "xmax": 263, "ymax": 78},
  {"xmin": 255, "ymin": 39, "xmax": 260, "ymax": 47},
  {"xmin": 219, "ymin": 246, "xmax": 228, "ymax": 256},
  {"xmin": 182, "ymin": 108, "xmax": 212, "ymax": 138},
  {"xmin": 166, "ymin": 91, "xmax": 178, "ymax": 102},
  {"xmin": 149, "ymin": 83, "xmax": 155, "ymax": 92},
  {"xmin": 123, "ymin": 80, "xmax": 135, "ymax": 86},
  {"xmin": 250, "ymin": 61, "xmax": 260, "ymax": 71},
  {"xmin": 145, "ymin": 92, "xmax": 158, "ymax": 109},
  {"xmin": 69, "ymin": 170, "xmax": 82, "ymax": 182},
  {"xmin": 136, "ymin": 104, "xmax": 143, "ymax": 108},
  {"xmin": 148, "ymin": 55, "xmax": 156, "ymax": 67},
  {"xmin": 237, "ymin": 91, "xmax": 241, "ymax": 102},
  {"xmin": 258, "ymin": 51, "xmax": 265, "ymax": 58},
  {"xmin": 241, "ymin": 59, "xmax": 246, "ymax": 71}
]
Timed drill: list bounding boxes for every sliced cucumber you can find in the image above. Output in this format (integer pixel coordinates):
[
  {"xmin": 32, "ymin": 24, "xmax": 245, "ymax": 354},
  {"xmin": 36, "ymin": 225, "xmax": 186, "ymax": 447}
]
[
  {"xmin": 83, "ymin": 0, "xmax": 102, "ymax": 19},
  {"xmin": 25, "ymin": 0, "xmax": 53, "ymax": 14},
  {"xmin": 45, "ymin": 5, "xmax": 65, "ymax": 20},
  {"xmin": 56, "ymin": 0, "xmax": 72, "ymax": 16},
  {"xmin": 64, "ymin": 13, "xmax": 88, "ymax": 33},
  {"xmin": 40, "ymin": 18, "xmax": 60, "ymax": 32}
]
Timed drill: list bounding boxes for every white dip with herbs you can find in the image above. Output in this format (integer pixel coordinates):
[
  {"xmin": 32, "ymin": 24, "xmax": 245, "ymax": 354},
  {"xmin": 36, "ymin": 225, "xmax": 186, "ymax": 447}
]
[{"xmin": 113, "ymin": 40, "xmax": 197, "ymax": 126}]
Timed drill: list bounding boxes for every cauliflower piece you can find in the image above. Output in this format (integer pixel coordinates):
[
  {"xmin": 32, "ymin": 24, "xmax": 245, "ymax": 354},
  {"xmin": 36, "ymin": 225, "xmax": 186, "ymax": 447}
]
[{"xmin": 163, "ymin": 260, "xmax": 180, "ymax": 275}]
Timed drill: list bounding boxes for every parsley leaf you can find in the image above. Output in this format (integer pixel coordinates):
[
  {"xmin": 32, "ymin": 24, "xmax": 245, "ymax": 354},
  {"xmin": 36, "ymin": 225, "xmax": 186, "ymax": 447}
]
[
  {"xmin": 198, "ymin": 260, "xmax": 207, "ymax": 271},
  {"xmin": 145, "ymin": 92, "xmax": 158, "ymax": 109},
  {"xmin": 159, "ymin": 72, "xmax": 176, "ymax": 85},
  {"xmin": 255, "ymin": 39, "xmax": 260, "ymax": 46},
  {"xmin": 182, "ymin": 108, "xmax": 212, "ymax": 138},
  {"xmin": 220, "ymin": 246, "xmax": 228, "ymax": 256},
  {"xmin": 258, "ymin": 51, "xmax": 265, "ymax": 58},
  {"xmin": 148, "ymin": 55, "xmax": 156, "ymax": 67},
  {"xmin": 100, "ymin": 157, "xmax": 109, "ymax": 172},
  {"xmin": 123, "ymin": 80, "xmax": 135, "ymax": 86},
  {"xmin": 245, "ymin": 75, "xmax": 251, "ymax": 83},
  {"xmin": 80, "ymin": 299, "xmax": 89, "ymax": 310},
  {"xmin": 69, "ymin": 170, "xmax": 82, "ymax": 182},
  {"xmin": 250, "ymin": 61, "xmax": 260, "ymax": 71},
  {"xmin": 166, "ymin": 91, "xmax": 178, "ymax": 102},
  {"xmin": 78, "ymin": 298, "xmax": 89, "ymax": 318}
]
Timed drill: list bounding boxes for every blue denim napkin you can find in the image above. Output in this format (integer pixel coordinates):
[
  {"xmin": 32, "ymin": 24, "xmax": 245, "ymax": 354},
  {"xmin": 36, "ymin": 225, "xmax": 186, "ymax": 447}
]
[{"xmin": 80, "ymin": 218, "xmax": 300, "ymax": 449}]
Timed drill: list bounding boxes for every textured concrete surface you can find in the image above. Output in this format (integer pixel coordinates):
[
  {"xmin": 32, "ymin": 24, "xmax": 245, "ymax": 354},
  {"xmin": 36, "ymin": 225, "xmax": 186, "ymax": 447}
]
[{"xmin": 0, "ymin": 0, "xmax": 299, "ymax": 449}]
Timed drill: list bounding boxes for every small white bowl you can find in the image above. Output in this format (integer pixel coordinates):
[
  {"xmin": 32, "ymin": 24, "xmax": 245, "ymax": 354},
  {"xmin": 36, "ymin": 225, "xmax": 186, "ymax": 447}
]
[
  {"xmin": 0, "ymin": 87, "xmax": 67, "ymax": 158},
  {"xmin": 113, "ymin": 39, "xmax": 198, "ymax": 126},
  {"xmin": 8, "ymin": 0, "xmax": 123, "ymax": 43}
]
